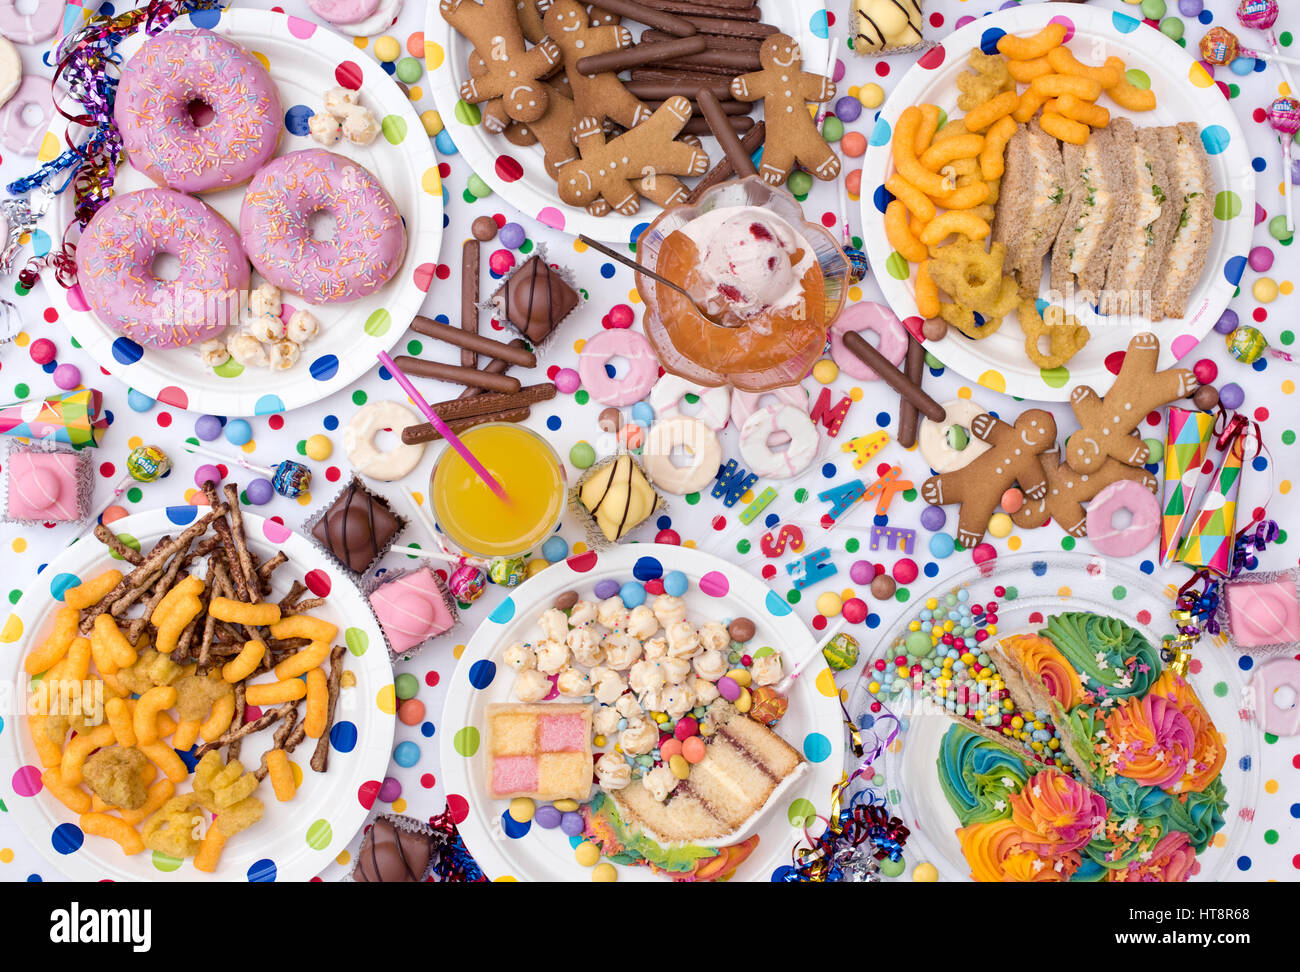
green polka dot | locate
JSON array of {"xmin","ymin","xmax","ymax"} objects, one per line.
[
  {"xmin": 935, "ymin": 109, "xmax": 947, "ymax": 130},
  {"xmin": 406, "ymin": 339, "xmax": 423, "ymax": 355},
  {"xmin": 364, "ymin": 309, "xmax": 391, "ymax": 336},
  {"xmin": 1111, "ymin": 585, "xmax": 1126, "ymax": 600},
  {"xmin": 13, "ymin": 282, "xmax": 28, "ymax": 297},
  {"xmin": 684, "ymin": 392, "xmax": 699, "ymax": 405},
  {"xmin": 685, "ymin": 492, "xmax": 700, "ymax": 505},
  {"xmin": 736, "ymin": 539, "xmax": 750, "ymax": 554},
  {"xmin": 1061, "ymin": 536, "xmax": 1075, "ymax": 551},
  {"xmin": 1283, "ymin": 430, "xmax": 1296, "ymax": 446},
  {"xmin": 69, "ymin": 337, "xmax": 81, "ymax": 349},
  {"xmin": 1265, "ymin": 829, "xmax": 1279, "ymax": 844},
  {"xmin": 574, "ymin": 390, "xmax": 589, "ymax": 405},
  {"xmin": 345, "ymin": 627, "xmax": 369, "ymax": 656},
  {"xmin": 107, "ymin": 533, "xmax": 141, "ymax": 561},
  {"xmin": 1004, "ymin": 586, "xmax": 1018, "ymax": 600},
  {"xmin": 306, "ymin": 819, "xmax": 332, "ymax": 850},
  {"xmin": 1264, "ymin": 732, "xmax": 1278, "ymax": 745},
  {"xmin": 787, "ymin": 797, "xmax": 816, "ymax": 827},
  {"xmin": 1213, "ymin": 681, "xmax": 1228, "ymax": 697},
  {"xmin": 885, "ymin": 252, "xmax": 910, "ymax": 281},
  {"xmin": 1124, "ymin": 68, "xmax": 1151, "ymax": 90},
  {"xmin": 352, "ymin": 390, "xmax": 368, "ymax": 406},
  {"xmin": 520, "ymin": 239, "xmax": 535, "ymax": 254},
  {"xmin": 752, "ymin": 646, "xmax": 775, "ymax": 660},
  {"xmin": 902, "ymin": 488, "xmax": 917, "ymax": 502},
  {"xmin": 453, "ymin": 726, "xmax": 481, "ymax": 757},
  {"xmin": 786, "ymin": 590, "xmax": 800, "ymax": 605},
  {"xmin": 381, "ymin": 115, "xmax": 407, "ymax": 145},
  {"xmin": 151, "ymin": 851, "xmax": 183, "ymax": 872},
  {"xmin": 126, "ymin": 487, "xmax": 142, "ymax": 503},
  {"xmin": 895, "ymin": 588, "xmax": 910, "ymax": 603},
  {"xmin": 1280, "ymin": 30, "xmax": 1292, "ymax": 45},
  {"xmin": 1282, "ymin": 330, "xmax": 1295, "ymax": 346},
  {"xmin": 794, "ymin": 488, "xmax": 808, "ymax": 503},
  {"xmin": 846, "ymin": 538, "xmax": 859, "ymax": 553},
  {"xmin": 924, "ymin": 351, "xmax": 944, "ymax": 369},
  {"xmin": 1279, "ymin": 529, "xmax": 1288, "ymax": 544},
  {"xmin": 7, "ymin": 590, "xmax": 19, "ymax": 605},
  {"xmin": 13, "ymin": 383, "xmax": 28, "ymax": 399},
  {"xmin": 1040, "ymin": 366, "xmax": 1070, "ymax": 388},
  {"xmin": 1214, "ymin": 190, "xmax": 1242, "ymax": 220},
  {"xmin": 453, "ymin": 100, "xmax": 481, "ymax": 126},
  {"xmin": 296, "ymin": 440, "xmax": 308, "ymax": 456}
]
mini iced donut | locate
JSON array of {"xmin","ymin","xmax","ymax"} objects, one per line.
[
  {"xmin": 76, "ymin": 188, "xmax": 249, "ymax": 349},
  {"xmin": 649, "ymin": 374, "xmax": 730, "ymax": 428},
  {"xmin": 730, "ymin": 385, "xmax": 808, "ymax": 446},
  {"xmin": 344, "ymin": 400, "xmax": 426, "ymax": 481},
  {"xmin": 739, "ymin": 405, "xmax": 818, "ymax": 479},
  {"xmin": 918, "ymin": 399, "xmax": 992, "ymax": 473},
  {"xmin": 333, "ymin": 0, "xmax": 403, "ymax": 37},
  {"xmin": 0, "ymin": 75, "xmax": 50, "ymax": 155},
  {"xmin": 643, "ymin": 416, "xmax": 722, "ymax": 494},
  {"xmin": 115, "ymin": 30, "xmax": 282, "ymax": 194},
  {"xmin": 240, "ymin": 149, "xmax": 406, "ymax": 304},
  {"xmin": 829, "ymin": 301, "xmax": 908, "ymax": 381},
  {"xmin": 1085, "ymin": 480, "xmax": 1160, "ymax": 557},
  {"xmin": 577, "ymin": 329, "xmax": 660, "ymax": 406},
  {"xmin": 0, "ymin": 36, "xmax": 20, "ymax": 109},
  {"xmin": 0, "ymin": 0, "xmax": 60, "ymax": 44},
  {"xmin": 306, "ymin": 0, "xmax": 381, "ymax": 26}
]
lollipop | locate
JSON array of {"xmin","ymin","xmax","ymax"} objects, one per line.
[
  {"xmin": 1237, "ymin": 0, "xmax": 1299, "ymax": 94},
  {"xmin": 183, "ymin": 443, "xmax": 311, "ymax": 497},
  {"xmin": 87, "ymin": 444, "xmax": 171, "ymax": 523},
  {"xmin": 1199, "ymin": 25, "xmax": 1300, "ymax": 67},
  {"xmin": 1227, "ymin": 324, "xmax": 1294, "ymax": 364},
  {"xmin": 1267, "ymin": 96, "xmax": 1300, "ymax": 231}
]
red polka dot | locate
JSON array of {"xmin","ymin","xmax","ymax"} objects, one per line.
[
  {"xmin": 421, "ymin": 773, "xmax": 436, "ymax": 788},
  {"xmin": 426, "ymin": 670, "xmax": 440, "ymax": 687},
  {"xmin": 711, "ymin": 515, "xmax": 727, "ymax": 531},
  {"xmin": 42, "ymin": 307, "xmax": 57, "ymax": 322},
  {"xmin": 1137, "ymin": 609, "xmax": 1151, "ymax": 624},
  {"xmin": 268, "ymin": 414, "xmax": 285, "ymax": 430},
  {"xmin": 438, "ymin": 162, "xmax": 452, "ymax": 178},
  {"xmin": 928, "ymin": 11, "xmax": 943, "ymax": 26},
  {"xmin": 825, "ymin": 10, "xmax": 835, "ymax": 26},
  {"xmin": 413, "ymin": 263, "xmax": 437, "ymax": 292},
  {"xmin": 1253, "ymin": 107, "xmax": 1267, "ymax": 123},
  {"xmin": 874, "ymin": 61, "xmax": 890, "ymax": 77},
  {"xmin": 546, "ymin": 365, "xmax": 560, "ymax": 380},
  {"xmin": 654, "ymin": 529, "xmax": 680, "ymax": 545},
  {"xmin": 1253, "ymin": 307, "xmax": 1267, "ymax": 322},
  {"xmin": 156, "ymin": 412, "xmax": 172, "ymax": 427},
  {"xmin": 495, "ymin": 155, "xmax": 524, "ymax": 182},
  {"xmin": 875, "ymin": 460, "xmax": 892, "ymax": 477},
  {"xmin": 243, "ymin": 705, "xmax": 263, "ymax": 723},
  {"xmin": 99, "ymin": 462, "xmax": 115, "ymax": 477},
  {"xmin": 335, "ymin": 60, "xmax": 364, "ymax": 90},
  {"xmin": 304, "ymin": 569, "xmax": 331, "ymax": 597},
  {"xmin": 435, "ymin": 264, "xmax": 452, "ymax": 280},
  {"xmin": 761, "ymin": 564, "xmax": 777, "ymax": 579},
  {"xmin": 357, "ymin": 779, "xmax": 382, "ymax": 810},
  {"xmin": 1105, "ymin": 350, "xmax": 1126, "ymax": 375},
  {"xmin": 1292, "ymin": 753, "xmax": 1300, "ymax": 769},
  {"xmin": 326, "ymin": 466, "xmax": 342, "ymax": 482},
  {"xmin": 821, "ymin": 212, "xmax": 836, "ymax": 228},
  {"xmin": 917, "ymin": 46, "xmax": 946, "ymax": 69},
  {"xmin": 566, "ymin": 550, "xmax": 598, "ymax": 572},
  {"xmin": 1147, "ymin": 410, "xmax": 1163, "ymax": 427},
  {"xmin": 1254, "ymin": 407, "xmax": 1270, "ymax": 421},
  {"xmin": 811, "ymin": 614, "xmax": 827, "ymax": 630},
  {"xmin": 1293, "ymin": 854, "xmax": 1300, "ymax": 869},
  {"xmin": 447, "ymin": 793, "xmax": 469, "ymax": 823}
]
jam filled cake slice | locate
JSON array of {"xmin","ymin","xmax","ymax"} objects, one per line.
[
  {"xmin": 486, "ymin": 703, "xmax": 594, "ymax": 803},
  {"xmin": 610, "ymin": 700, "xmax": 804, "ymax": 845}
]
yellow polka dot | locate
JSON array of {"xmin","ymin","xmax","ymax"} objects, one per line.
[
  {"xmin": 977, "ymin": 370, "xmax": 1006, "ymax": 394},
  {"xmin": 1057, "ymin": 585, "xmax": 1072, "ymax": 598},
  {"xmin": 376, "ymin": 683, "xmax": 396, "ymax": 714},
  {"xmin": 683, "ymin": 539, "xmax": 697, "ymax": 548},
  {"xmin": 1281, "ymin": 280, "xmax": 1294, "ymax": 295},
  {"xmin": 422, "ymin": 166, "xmax": 442, "ymax": 195},
  {"xmin": 847, "ymin": 285, "xmax": 862, "ymax": 302},
  {"xmin": 1281, "ymin": 480, "xmax": 1292, "ymax": 495},
  {"xmin": 494, "ymin": 875, "xmax": 519, "ymax": 882},
  {"xmin": 335, "ymin": 849, "xmax": 351, "ymax": 866},
  {"xmin": 127, "ymin": 435, "xmax": 143, "ymax": 450},
  {"xmin": 392, "ymin": 797, "xmax": 407, "ymax": 813},
  {"xmin": 11, "ymin": 537, "xmax": 27, "ymax": 553},
  {"xmin": 839, "ymin": 687, "xmax": 848, "ymax": 703},
  {"xmin": 241, "ymin": 440, "xmax": 256, "ymax": 453},
  {"xmin": 424, "ymin": 40, "xmax": 445, "ymax": 69},
  {"xmin": 628, "ymin": 289, "xmax": 641, "ymax": 304},
  {"xmin": 341, "ymin": 671, "xmax": 357, "ymax": 689},
  {"xmin": 840, "ymin": 587, "xmax": 855, "ymax": 600},
  {"xmin": 37, "ymin": 131, "xmax": 60, "ymax": 162},
  {"xmin": 453, "ymin": 643, "xmax": 466, "ymax": 659},
  {"xmin": 957, "ymin": 386, "xmax": 972, "ymax": 399},
  {"xmin": 572, "ymin": 541, "xmax": 587, "ymax": 554},
  {"xmin": 848, "ymin": 386, "xmax": 864, "ymax": 401},
  {"xmin": 0, "ymin": 848, "xmax": 12, "ymax": 863},
  {"xmin": 296, "ymin": 492, "xmax": 313, "ymax": 506},
  {"xmin": 1283, "ymin": 380, "xmax": 1296, "ymax": 395},
  {"xmin": 0, "ymin": 614, "xmax": 22, "ymax": 643},
  {"xmin": 408, "ymin": 85, "xmax": 423, "ymax": 101},
  {"xmin": 1212, "ymin": 832, "xmax": 1227, "ymax": 848},
  {"xmin": 1265, "ymin": 778, "xmax": 1279, "ymax": 794},
  {"xmin": 1007, "ymin": 535, "xmax": 1021, "ymax": 551},
  {"xmin": 574, "ymin": 239, "xmax": 588, "ymax": 253},
  {"xmin": 815, "ymin": 667, "xmax": 837, "ymax": 697},
  {"xmin": 251, "ymin": 51, "xmax": 269, "ymax": 71},
  {"xmin": 13, "ymin": 331, "xmax": 27, "ymax": 347},
  {"xmin": 289, "ymin": 760, "xmax": 303, "ymax": 787},
  {"xmin": 354, "ymin": 36, "xmax": 368, "ymax": 49},
  {"xmin": 572, "ymin": 339, "xmax": 586, "ymax": 354},
  {"xmin": 1188, "ymin": 61, "xmax": 1215, "ymax": 87}
]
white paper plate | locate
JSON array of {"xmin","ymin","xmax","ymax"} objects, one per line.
[
  {"xmin": 440, "ymin": 543, "xmax": 844, "ymax": 881},
  {"xmin": 859, "ymin": 5, "xmax": 1254, "ymax": 401},
  {"xmin": 0, "ymin": 507, "xmax": 395, "ymax": 882},
  {"xmin": 36, "ymin": 8, "xmax": 443, "ymax": 416},
  {"xmin": 425, "ymin": 2, "xmax": 832, "ymax": 242}
]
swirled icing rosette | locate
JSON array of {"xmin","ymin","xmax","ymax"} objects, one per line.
[
  {"xmin": 956, "ymin": 819, "xmax": 1080, "ymax": 882},
  {"xmin": 1149, "ymin": 670, "xmax": 1228, "ymax": 794},
  {"xmin": 1039, "ymin": 613, "xmax": 1161, "ymax": 704},
  {"xmin": 937, "ymin": 725, "xmax": 1032, "ymax": 826},
  {"xmin": 1009, "ymin": 769, "xmax": 1108, "ymax": 855},
  {"xmin": 993, "ymin": 633, "xmax": 1085, "ymax": 712},
  {"xmin": 1105, "ymin": 831, "xmax": 1199, "ymax": 883}
]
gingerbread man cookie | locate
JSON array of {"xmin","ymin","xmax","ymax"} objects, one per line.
[
  {"xmin": 556, "ymin": 96, "xmax": 709, "ymax": 215},
  {"xmin": 1063, "ymin": 332, "xmax": 1198, "ymax": 475},
  {"xmin": 1010, "ymin": 447, "xmax": 1158, "ymax": 537},
  {"xmin": 920, "ymin": 409, "xmax": 1057, "ymax": 548},
  {"xmin": 542, "ymin": 0, "xmax": 650, "ymax": 131},
  {"xmin": 442, "ymin": 0, "xmax": 561, "ymax": 124},
  {"xmin": 730, "ymin": 34, "xmax": 840, "ymax": 186},
  {"xmin": 486, "ymin": 72, "xmax": 579, "ymax": 176}
]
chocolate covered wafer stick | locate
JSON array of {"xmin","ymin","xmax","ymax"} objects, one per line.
[
  {"xmin": 697, "ymin": 87, "xmax": 759, "ymax": 177},
  {"xmin": 402, "ymin": 384, "xmax": 556, "ymax": 443},
  {"xmin": 411, "ymin": 316, "xmax": 537, "ymax": 367},
  {"xmin": 631, "ymin": 66, "xmax": 739, "ymax": 85},
  {"xmin": 93, "ymin": 523, "xmax": 143, "ymax": 565},
  {"xmin": 310, "ymin": 644, "xmax": 347, "ymax": 773},
  {"xmin": 587, "ymin": 0, "xmax": 697, "ymax": 34},
  {"xmin": 842, "ymin": 331, "xmax": 947, "ymax": 423},
  {"xmin": 687, "ymin": 120, "xmax": 765, "ymax": 202},
  {"xmin": 898, "ymin": 336, "xmax": 926, "ymax": 449},
  {"xmin": 461, "ymin": 239, "xmax": 480, "ymax": 369},
  {"xmin": 640, "ymin": 0, "xmax": 760, "ymax": 18},
  {"xmin": 392, "ymin": 356, "xmax": 522, "ymax": 393},
  {"xmin": 656, "ymin": 45, "xmax": 760, "ymax": 72},
  {"xmin": 404, "ymin": 407, "xmax": 532, "ymax": 445},
  {"xmin": 628, "ymin": 79, "xmax": 732, "ymax": 100},
  {"xmin": 679, "ymin": 15, "xmax": 778, "ymax": 38},
  {"xmin": 644, "ymin": 27, "xmax": 758, "ymax": 50},
  {"xmin": 576, "ymin": 34, "xmax": 707, "ymax": 74},
  {"xmin": 682, "ymin": 115, "xmax": 753, "ymax": 135},
  {"xmin": 458, "ymin": 338, "xmax": 529, "ymax": 400}
]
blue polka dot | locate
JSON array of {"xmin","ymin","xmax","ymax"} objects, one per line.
[
  {"xmin": 1112, "ymin": 11, "xmax": 1140, "ymax": 31},
  {"xmin": 190, "ymin": 5, "xmax": 220, "ymax": 27},
  {"xmin": 820, "ymin": 462, "xmax": 837, "ymax": 478},
  {"xmin": 247, "ymin": 859, "xmax": 277, "ymax": 882},
  {"xmin": 165, "ymin": 505, "xmax": 198, "ymax": 525},
  {"xmin": 803, "ymin": 732, "xmax": 831, "ymax": 762},
  {"xmin": 468, "ymin": 659, "xmax": 496, "ymax": 690},
  {"xmin": 866, "ymin": 614, "xmax": 880, "ymax": 628},
  {"xmin": 599, "ymin": 262, "xmax": 615, "ymax": 279},
  {"xmin": 631, "ymin": 222, "xmax": 650, "ymax": 246},
  {"xmin": 764, "ymin": 512, "xmax": 780, "ymax": 528},
  {"xmin": 502, "ymin": 810, "xmax": 531, "ymax": 838},
  {"xmin": 656, "ymin": 515, "xmax": 672, "ymax": 530},
  {"xmin": 111, "ymin": 337, "xmax": 144, "ymax": 365},
  {"xmin": 176, "ymin": 746, "xmax": 199, "ymax": 773},
  {"xmin": 859, "ymin": 713, "xmax": 875, "ymax": 730},
  {"xmin": 52, "ymin": 823, "xmax": 83, "ymax": 855},
  {"xmin": 434, "ymin": 129, "xmax": 457, "ymax": 155},
  {"xmin": 380, "ymin": 60, "xmax": 395, "ymax": 75},
  {"xmin": 49, "ymin": 573, "xmax": 80, "ymax": 601},
  {"xmin": 923, "ymin": 562, "xmax": 939, "ymax": 577},
  {"xmin": 323, "ymin": 414, "xmax": 339, "ymax": 431},
  {"xmin": 1236, "ymin": 855, "xmax": 1251, "ymax": 870},
  {"xmin": 765, "ymin": 589, "xmax": 793, "ymax": 616},
  {"xmin": 254, "ymin": 394, "xmax": 285, "ymax": 416},
  {"xmin": 421, "ymin": 721, "xmax": 436, "ymax": 737},
  {"xmin": 663, "ymin": 570, "xmax": 689, "ymax": 596},
  {"xmin": 633, "ymin": 556, "xmax": 663, "ymax": 580},
  {"xmin": 1224, "ymin": 255, "xmax": 1246, "ymax": 286},
  {"xmin": 30, "ymin": 228, "xmax": 50, "ymax": 258},
  {"xmin": 26, "ymin": 874, "xmax": 41, "ymax": 882},
  {"xmin": 979, "ymin": 27, "xmax": 1006, "ymax": 54},
  {"xmin": 1200, "ymin": 125, "xmax": 1230, "ymax": 155},
  {"xmin": 1238, "ymin": 655, "xmax": 1254, "ymax": 671},
  {"xmin": 1031, "ymin": 560, "xmax": 1048, "ymax": 576},
  {"xmin": 284, "ymin": 105, "xmax": 314, "ymax": 136},
  {"xmin": 1140, "ymin": 560, "xmax": 1154, "ymax": 574},
  {"xmin": 1252, "ymin": 156, "xmax": 1267, "ymax": 172},
  {"xmin": 809, "ymin": 7, "xmax": 828, "ymax": 37},
  {"xmin": 1252, "ymin": 455, "xmax": 1268, "ymax": 471},
  {"xmin": 1198, "ymin": 9, "xmax": 1212, "ymax": 23},
  {"xmin": 309, "ymin": 355, "xmax": 339, "ymax": 381},
  {"xmin": 1238, "ymin": 755, "xmax": 1252, "ymax": 772},
  {"xmin": 330, "ymin": 720, "xmax": 358, "ymax": 753},
  {"xmin": 604, "ymin": 363, "xmax": 616, "ymax": 378},
  {"xmin": 0, "ymin": 716, "xmax": 4, "ymax": 736},
  {"xmin": 489, "ymin": 597, "xmax": 516, "ymax": 623},
  {"xmin": 872, "ymin": 183, "xmax": 893, "ymax": 215},
  {"xmin": 127, "ymin": 388, "xmax": 155, "ymax": 412},
  {"xmin": 394, "ymin": 741, "xmax": 420, "ymax": 767},
  {"xmin": 546, "ymin": 414, "xmax": 561, "ymax": 431},
  {"xmin": 1291, "ymin": 803, "xmax": 1300, "ymax": 818},
  {"xmin": 1253, "ymin": 359, "xmax": 1268, "ymax": 372},
  {"xmin": 868, "ymin": 117, "xmax": 892, "ymax": 148}
]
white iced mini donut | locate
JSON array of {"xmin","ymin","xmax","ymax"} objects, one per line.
[
  {"xmin": 0, "ymin": 0, "xmax": 61, "ymax": 45},
  {"xmin": 730, "ymin": 385, "xmax": 809, "ymax": 447},
  {"xmin": 642, "ymin": 416, "xmax": 722, "ymax": 494},
  {"xmin": 649, "ymin": 374, "xmax": 730, "ymax": 429},
  {"xmin": 344, "ymin": 400, "xmax": 426, "ymax": 481},
  {"xmin": 918, "ymin": 399, "xmax": 992, "ymax": 474},
  {"xmin": 0, "ymin": 36, "xmax": 19, "ymax": 110},
  {"xmin": 739, "ymin": 405, "xmax": 818, "ymax": 479},
  {"xmin": 333, "ymin": 0, "xmax": 403, "ymax": 37}
]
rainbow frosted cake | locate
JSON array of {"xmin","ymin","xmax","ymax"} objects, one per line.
[{"xmin": 487, "ymin": 703, "xmax": 594, "ymax": 802}]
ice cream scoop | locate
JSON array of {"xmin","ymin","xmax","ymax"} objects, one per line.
[{"xmin": 685, "ymin": 208, "xmax": 811, "ymax": 324}]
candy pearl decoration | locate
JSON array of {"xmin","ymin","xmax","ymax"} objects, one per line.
[
  {"xmin": 246, "ymin": 477, "xmax": 274, "ymax": 505},
  {"xmin": 195, "ymin": 414, "xmax": 223, "ymax": 440},
  {"xmin": 1192, "ymin": 359, "xmax": 1218, "ymax": 384},
  {"xmin": 305, "ymin": 434, "xmax": 332, "ymax": 461},
  {"xmin": 913, "ymin": 861, "xmax": 939, "ymax": 882},
  {"xmin": 52, "ymin": 363, "xmax": 81, "ymax": 390},
  {"xmin": 816, "ymin": 591, "xmax": 843, "ymax": 616},
  {"xmin": 717, "ymin": 676, "xmax": 741, "ymax": 701},
  {"xmin": 842, "ymin": 597, "xmax": 868, "ymax": 624},
  {"xmin": 919, "ymin": 505, "xmax": 946, "ymax": 530},
  {"xmin": 541, "ymin": 535, "xmax": 568, "ymax": 562},
  {"xmin": 127, "ymin": 389, "xmax": 156, "ymax": 412},
  {"xmin": 569, "ymin": 441, "xmax": 595, "ymax": 468},
  {"xmin": 1214, "ymin": 309, "xmax": 1239, "ymax": 335},
  {"xmin": 194, "ymin": 464, "xmax": 222, "ymax": 487},
  {"xmin": 1219, "ymin": 382, "xmax": 1245, "ymax": 410},
  {"xmin": 28, "ymin": 338, "xmax": 56, "ymax": 364},
  {"xmin": 850, "ymin": 559, "xmax": 873, "ymax": 584},
  {"xmin": 1177, "ymin": 0, "xmax": 1202, "ymax": 14},
  {"xmin": 224, "ymin": 418, "xmax": 253, "ymax": 446},
  {"xmin": 500, "ymin": 222, "xmax": 525, "ymax": 249},
  {"xmin": 554, "ymin": 367, "xmax": 580, "ymax": 393},
  {"xmin": 1248, "ymin": 246, "xmax": 1274, "ymax": 272}
]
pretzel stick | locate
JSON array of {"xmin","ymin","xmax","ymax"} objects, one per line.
[
  {"xmin": 256, "ymin": 551, "xmax": 288, "ymax": 594},
  {"xmin": 224, "ymin": 484, "xmax": 259, "ymax": 605},
  {"xmin": 128, "ymin": 545, "xmax": 191, "ymax": 643},
  {"xmin": 278, "ymin": 581, "xmax": 306, "ymax": 614},
  {"xmin": 290, "ymin": 597, "xmax": 327, "ymax": 613},
  {"xmin": 254, "ymin": 704, "xmax": 301, "ymax": 781},
  {"xmin": 203, "ymin": 481, "xmax": 251, "ymax": 603},
  {"xmin": 227, "ymin": 682, "xmax": 246, "ymax": 761},
  {"xmin": 93, "ymin": 523, "xmax": 144, "ymax": 565},
  {"xmin": 172, "ymin": 610, "xmax": 201, "ymax": 663},
  {"xmin": 196, "ymin": 701, "xmax": 294, "ymax": 756},
  {"xmin": 197, "ymin": 560, "xmax": 223, "ymax": 672},
  {"xmin": 310, "ymin": 644, "xmax": 346, "ymax": 773},
  {"xmin": 109, "ymin": 565, "xmax": 163, "ymax": 618}
]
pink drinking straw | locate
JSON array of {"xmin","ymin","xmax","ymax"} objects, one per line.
[{"xmin": 376, "ymin": 351, "xmax": 511, "ymax": 502}]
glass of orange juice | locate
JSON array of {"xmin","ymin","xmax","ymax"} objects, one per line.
[{"xmin": 429, "ymin": 423, "xmax": 565, "ymax": 558}]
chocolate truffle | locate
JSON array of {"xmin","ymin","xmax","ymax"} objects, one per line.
[
  {"xmin": 311, "ymin": 477, "xmax": 403, "ymax": 574},
  {"xmin": 352, "ymin": 816, "xmax": 437, "ymax": 882},
  {"xmin": 492, "ymin": 255, "xmax": 579, "ymax": 343}
]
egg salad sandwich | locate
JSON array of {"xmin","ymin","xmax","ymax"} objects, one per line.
[
  {"xmin": 1048, "ymin": 124, "xmax": 1126, "ymax": 305},
  {"xmin": 1150, "ymin": 122, "xmax": 1215, "ymax": 321},
  {"xmin": 992, "ymin": 120, "xmax": 1068, "ymax": 298}
]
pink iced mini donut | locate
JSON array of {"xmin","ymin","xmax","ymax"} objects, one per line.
[
  {"xmin": 0, "ymin": 75, "xmax": 51, "ymax": 155},
  {"xmin": 739, "ymin": 404, "xmax": 818, "ymax": 479},
  {"xmin": 115, "ymin": 30, "xmax": 282, "ymax": 194},
  {"xmin": 577, "ymin": 328, "xmax": 660, "ymax": 406},
  {"xmin": 240, "ymin": 149, "xmax": 406, "ymax": 304},
  {"xmin": 649, "ymin": 374, "xmax": 730, "ymax": 428},
  {"xmin": 1084, "ymin": 480, "xmax": 1160, "ymax": 557},
  {"xmin": 0, "ymin": 0, "xmax": 61, "ymax": 44},
  {"xmin": 730, "ymin": 385, "xmax": 809, "ymax": 445},
  {"xmin": 306, "ymin": 0, "xmax": 382, "ymax": 26},
  {"xmin": 829, "ymin": 301, "xmax": 908, "ymax": 381},
  {"xmin": 76, "ymin": 188, "xmax": 250, "ymax": 349}
]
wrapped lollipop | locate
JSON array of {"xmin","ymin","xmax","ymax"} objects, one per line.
[
  {"xmin": 1199, "ymin": 26, "xmax": 1300, "ymax": 68},
  {"xmin": 1227, "ymin": 324, "xmax": 1295, "ymax": 364},
  {"xmin": 182, "ymin": 443, "xmax": 311, "ymax": 497},
  {"xmin": 1237, "ymin": 0, "xmax": 1299, "ymax": 93},
  {"xmin": 87, "ymin": 444, "xmax": 171, "ymax": 524},
  {"xmin": 1268, "ymin": 96, "xmax": 1300, "ymax": 231}
]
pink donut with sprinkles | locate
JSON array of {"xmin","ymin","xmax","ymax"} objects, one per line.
[
  {"xmin": 115, "ymin": 29, "xmax": 282, "ymax": 194},
  {"xmin": 76, "ymin": 188, "xmax": 250, "ymax": 349},
  {"xmin": 240, "ymin": 149, "xmax": 406, "ymax": 304}
]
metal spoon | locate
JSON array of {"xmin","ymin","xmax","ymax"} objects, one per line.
[{"xmin": 578, "ymin": 234, "xmax": 718, "ymax": 323}]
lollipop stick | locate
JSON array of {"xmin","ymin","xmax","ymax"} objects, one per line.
[
  {"xmin": 400, "ymin": 485, "xmax": 441, "ymax": 541},
  {"xmin": 774, "ymin": 618, "xmax": 847, "ymax": 695},
  {"xmin": 377, "ymin": 351, "xmax": 510, "ymax": 503},
  {"xmin": 388, "ymin": 544, "xmax": 463, "ymax": 564},
  {"xmin": 86, "ymin": 474, "xmax": 135, "ymax": 526},
  {"xmin": 1285, "ymin": 140, "xmax": 1296, "ymax": 232},
  {"xmin": 183, "ymin": 442, "xmax": 276, "ymax": 477}
]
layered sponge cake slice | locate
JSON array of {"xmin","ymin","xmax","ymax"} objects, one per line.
[
  {"xmin": 610, "ymin": 700, "xmax": 803, "ymax": 845},
  {"xmin": 487, "ymin": 703, "xmax": 594, "ymax": 802}
]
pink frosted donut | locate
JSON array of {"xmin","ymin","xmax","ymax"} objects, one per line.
[
  {"xmin": 0, "ymin": 0, "xmax": 61, "ymax": 44},
  {"xmin": 830, "ymin": 301, "xmax": 908, "ymax": 381},
  {"xmin": 115, "ymin": 29, "xmax": 282, "ymax": 194},
  {"xmin": 240, "ymin": 149, "xmax": 406, "ymax": 304},
  {"xmin": 306, "ymin": 0, "xmax": 382, "ymax": 26},
  {"xmin": 730, "ymin": 385, "xmax": 809, "ymax": 427},
  {"xmin": 76, "ymin": 188, "xmax": 249, "ymax": 349},
  {"xmin": 0, "ymin": 75, "xmax": 52, "ymax": 156},
  {"xmin": 1085, "ymin": 480, "xmax": 1160, "ymax": 557},
  {"xmin": 577, "ymin": 329, "xmax": 660, "ymax": 406}
]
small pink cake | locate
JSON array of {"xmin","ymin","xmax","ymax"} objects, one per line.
[
  {"xmin": 486, "ymin": 703, "xmax": 593, "ymax": 802},
  {"xmin": 5, "ymin": 448, "xmax": 88, "ymax": 523},
  {"xmin": 368, "ymin": 567, "xmax": 456, "ymax": 659},
  {"xmin": 1225, "ymin": 577, "xmax": 1300, "ymax": 648}
]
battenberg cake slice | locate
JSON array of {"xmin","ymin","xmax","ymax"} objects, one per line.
[{"xmin": 486, "ymin": 702, "xmax": 594, "ymax": 802}]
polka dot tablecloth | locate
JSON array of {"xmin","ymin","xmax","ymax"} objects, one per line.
[{"xmin": 0, "ymin": 0, "xmax": 1296, "ymax": 882}]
